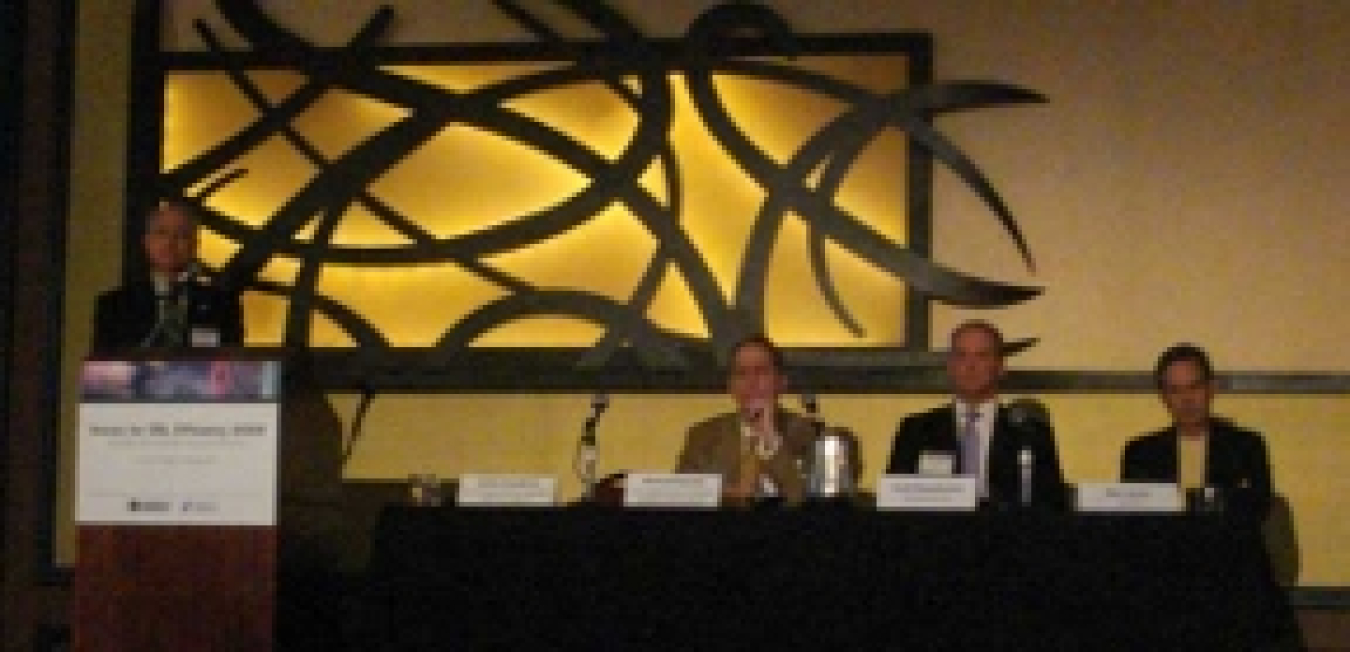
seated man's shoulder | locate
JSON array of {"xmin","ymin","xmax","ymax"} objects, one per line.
[
  {"xmin": 687, "ymin": 411, "xmax": 738, "ymax": 433},
  {"xmin": 897, "ymin": 404, "xmax": 949, "ymax": 428},
  {"xmin": 1211, "ymin": 417, "xmax": 1265, "ymax": 441},
  {"xmin": 1125, "ymin": 429, "xmax": 1168, "ymax": 448}
]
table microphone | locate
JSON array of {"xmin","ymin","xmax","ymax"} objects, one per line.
[
  {"xmin": 584, "ymin": 392, "xmax": 609, "ymax": 434},
  {"xmin": 577, "ymin": 393, "xmax": 609, "ymax": 497},
  {"xmin": 1006, "ymin": 398, "xmax": 1048, "ymax": 507},
  {"xmin": 1006, "ymin": 398, "xmax": 1049, "ymax": 431},
  {"xmin": 800, "ymin": 391, "xmax": 819, "ymax": 417}
]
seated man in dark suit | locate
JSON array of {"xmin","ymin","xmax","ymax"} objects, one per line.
[
  {"xmin": 1121, "ymin": 344, "xmax": 1272, "ymax": 522},
  {"xmin": 676, "ymin": 334, "xmax": 827, "ymax": 506},
  {"xmin": 885, "ymin": 320, "xmax": 1067, "ymax": 509},
  {"xmin": 92, "ymin": 201, "xmax": 243, "ymax": 350}
]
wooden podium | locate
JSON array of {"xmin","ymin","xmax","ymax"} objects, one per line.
[
  {"xmin": 71, "ymin": 352, "xmax": 284, "ymax": 651},
  {"xmin": 72, "ymin": 526, "xmax": 276, "ymax": 650}
]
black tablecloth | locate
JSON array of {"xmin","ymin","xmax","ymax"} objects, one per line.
[{"xmin": 357, "ymin": 507, "xmax": 1298, "ymax": 650}]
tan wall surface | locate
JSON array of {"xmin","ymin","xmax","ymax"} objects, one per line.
[{"xmin": 61, "ymin": 1, "xmax": 1350, "ymax": 583}]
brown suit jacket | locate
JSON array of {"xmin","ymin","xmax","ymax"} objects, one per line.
[{"xmin": 675, "ymin": 409, "xmax": 819, "ymax": 505}]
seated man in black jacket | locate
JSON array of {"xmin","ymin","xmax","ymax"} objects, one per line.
[
  {"xmin": 1121, "ymin": 343, "xmax": 1272, "ymax": 522},
  {"xmin": 886, "ymin": 320, "xmax": 1067, "ymax": 509},
  {"xmin": 92, "ymin": 201, "xmax": 242, "ymax": 350}
]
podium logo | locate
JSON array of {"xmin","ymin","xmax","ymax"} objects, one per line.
[{"xmin": 127, "ymin": 499, "xmax": 171, "ymax": 513}]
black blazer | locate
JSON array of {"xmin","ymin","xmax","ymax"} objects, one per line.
[
  {"xmin": 1120, "ymin": 418, "xmax": 1271, "ymax": 521},
  {"xmin": 886, "ymin": 403, "xmax": 1068, "ymax": 509},
  {"xmin": 92, "ymin": 279, "xmax": 244, "ymax": 351}
]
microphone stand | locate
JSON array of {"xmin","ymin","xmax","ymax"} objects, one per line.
[
  {"xmin": 801, "ymin": 391, "xmax": 821, "ymax": 432},
  {"xmin": 576, "ymin": 393, "xmax": 608, "ymax": 501},
  {"xmin": 799, "ymin": 391, "xmax": 822, "ymax": 499},
  {"xmin": 1006, "ymin": 398, "xmax": 1049, "ymax": 509}
]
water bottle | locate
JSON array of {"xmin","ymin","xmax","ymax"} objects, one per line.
[{"xmin": 807, "ymin": 429, "xmax": 856, "ymax": 500}]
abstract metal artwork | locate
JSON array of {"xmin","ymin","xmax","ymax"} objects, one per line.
[{"xmin": 134, "ymin": 0, "xmax": 1044, "ymax": 389}]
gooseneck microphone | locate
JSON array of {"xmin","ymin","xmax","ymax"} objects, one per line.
[
  {"xmin": 576, "ymin": 392, "xmax": 609, "ymax": 498},
  {"xmin": 141, "ymin": 262, "xmax": 204, "ymax": 348},
  {"xmin": 1005, "ymin": 398, "xmax": 1050, "ymax": 431},
  {"xmin": 799, "ymin": 391, "xmax": 826, "ymax": 448},
  {"xmin": 799, "ymin": 391, "xmax": 819, "ymax": 418}
]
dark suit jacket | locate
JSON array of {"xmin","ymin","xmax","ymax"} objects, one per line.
[
  {"xmin": 93, "ymin": 279, "xmax": 243, "ymax": 351},
  {"xmin": 1120, "ymin": 418, "xmax": 1271, "ymax": 522},
  {"xmin": 886, "ymin": 403, "xmax": 1067, "ymax": 509}
]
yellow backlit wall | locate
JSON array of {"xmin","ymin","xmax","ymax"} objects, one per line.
[
  {"xmin": 62, "ymin": 1, "xmax": 1350, "ymax": 584},
  {"xmin": 166, "ymin": 62, "xmax": 913, "ymax": 348}
]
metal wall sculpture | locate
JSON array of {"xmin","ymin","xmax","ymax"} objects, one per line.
[{"xmin": 132, "ymin": 0, "xmax": 1045, "ymax": 390}]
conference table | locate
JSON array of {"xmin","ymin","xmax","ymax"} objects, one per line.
[{"xmin": 356, "ymin": 505, "xmax": 1297, "ymax": 649}]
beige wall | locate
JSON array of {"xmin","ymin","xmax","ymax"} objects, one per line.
[{"xmin": 63, "ymin": 1, "xmax": 1350, "ymax": 583}]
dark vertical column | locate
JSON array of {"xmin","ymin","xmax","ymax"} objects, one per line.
[
  {"xmin": 2, "ymin": 0, "xmax": 77, "ymax": 648},
  {"xmin": 0, "ymin": 0, "xmax": 22, "ymax": 564}
]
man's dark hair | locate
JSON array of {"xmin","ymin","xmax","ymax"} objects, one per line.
[
  {"xmin": 949, "ymin": 320, "xmax": 1005, "ymax": 355},
  {"xmin": 1153, "ymin": 343, "xmax": 1214, "ymax": 389},
  {"xmin": 728, "ymin": 333, "xmax": 785, "ymax": 371},
  {"xmin": 143, "ymin": 200, "xmax": 200, "ymax": 233}
]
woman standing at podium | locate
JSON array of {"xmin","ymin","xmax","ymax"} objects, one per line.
[{"xmin": 92, "ymin": 200, "xmax": 243, "ymax": 350}]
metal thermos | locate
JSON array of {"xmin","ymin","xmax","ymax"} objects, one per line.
[{"xmin": 807, "ymin": 429, "xmax": 855, "ymax": 498}]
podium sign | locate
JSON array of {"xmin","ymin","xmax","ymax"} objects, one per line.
[
  {"xmin": 78, "ymin": 358, "xmax": 281, "ymax": 525},
  {"xmin": 73, "ymin": 353, "xmax": 283, "ymax": 652}
]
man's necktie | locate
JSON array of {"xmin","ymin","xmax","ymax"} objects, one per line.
[{"xmin": 961, "ymin": 408, "xmax": 982, "ymax": 478}]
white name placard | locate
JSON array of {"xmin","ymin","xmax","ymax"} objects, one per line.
[
  {"xmin": 457, "ymin": 474, "xmax": 557, "ymax": 507},
  {"xmin": 623, "ymin": 473, "xmax": 722, "ymax": 508},
  {"xmin": 876, "ymin": 475, "xmax": 979, "ymax": 511},
  {"xmin": 1075, "ymin": 482, "xmax": 1183, "ymax": 512}
]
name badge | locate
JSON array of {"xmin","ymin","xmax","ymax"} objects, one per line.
[
  {"xmin": 624, "ymin": 473, "xmax": 721, "ymax": 508},
  {"xmin": 876, "ymin": 475, "xmax": 978, "ymax": 511},
  {"xmin": 1075, "ymin": 482, "xmax": 1182, "ymax": 512},
  {"xmin": 457, "ymin": 474, "xmax": 556, "ymax": 507},
  {"xmin": 916, "ymin": 451, "xmax": 955, "ymax": 475},
  {"xmin": 189, "ymin": 326, "xmax": 220, "ymax": 348}
]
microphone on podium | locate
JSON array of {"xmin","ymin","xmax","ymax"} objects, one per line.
[{"xmin": 142, "ymin": 265, "xmax": 197, "ymax": 348}]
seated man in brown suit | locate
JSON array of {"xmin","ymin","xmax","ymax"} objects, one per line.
[{"xmin": 675, "ymin": 334, "xmax": 820, "ymax": 506}]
